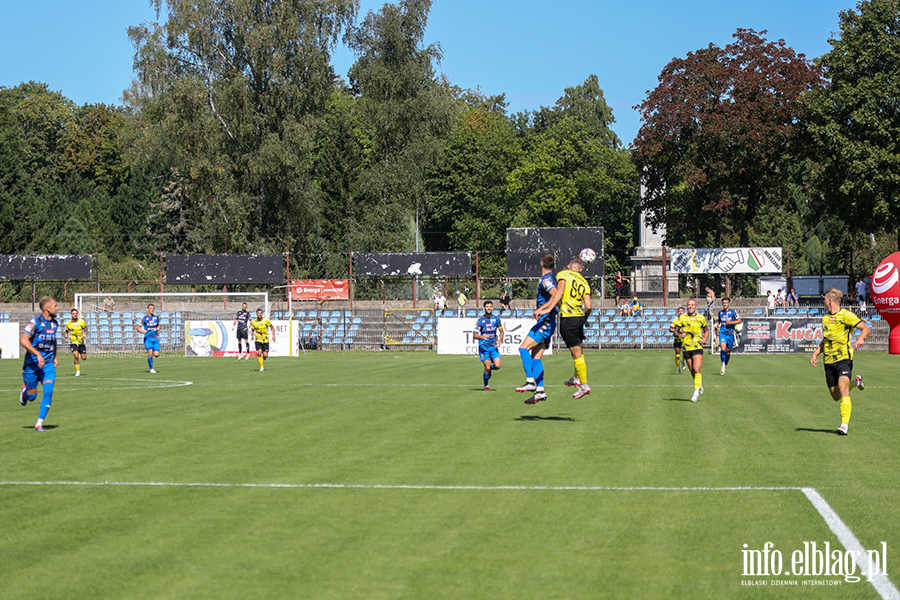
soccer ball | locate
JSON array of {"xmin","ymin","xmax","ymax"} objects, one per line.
[{"xmin": 579, "ymin": 248, "xmax": 597, "ymax": 265}]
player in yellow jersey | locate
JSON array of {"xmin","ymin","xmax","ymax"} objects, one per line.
[
  {"xmin": 534, "ymin": 256, "xmax": 593, "ymax": 398},
  {"xmin": 810, "ymin": 288, "xmax": 869, "ymax": 435},
  {"xmin": 250, "ymin": 308, "xmax": 276, "ymax": 371},
  {"xmin": 64, "ymin": 308, "xmax": 88, "ymax": 377},
  {"xmin": 676, "ymin": 299, "xmax": 708, "ymax": 402},
  {"xmin": 668, "ymin": 306, "xmax": 686, "ymax": 374}
]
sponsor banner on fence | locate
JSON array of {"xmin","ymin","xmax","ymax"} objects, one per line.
[
  {"xmin": 436, "ymin": 318, "xmax": 553, "ymax": 356},
  {"xmin": 670, "ymin": 247, "xmax": 782, "ymax": 274},
  {"xmin": 734, "ymin": 318, "xmax": 822, "ymax": 354},
  {"xmin": 290, "ymin": 280, "xmax": 349, "ymax": 301},
  {"xmin": 0, "ymin": 323, "xmax": 20, "ymax": 358},
  {"xmin": 185, "ymin": 320, "xmax": 298, "ymax": 357}
]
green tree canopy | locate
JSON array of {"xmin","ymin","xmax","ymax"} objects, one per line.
[
  {"xmin": 128, "ymin": 0, "xmax": 358, "ymax": 253},
  {"xmin": 805, "ymin": 0, "xmax": 900, "ymax": 244},
  {"xmin": 345, "ymin": 0, "xmax": 458, "ymax": 252}
]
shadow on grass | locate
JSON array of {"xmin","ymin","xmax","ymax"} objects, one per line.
[
  {"xmin": 796, "ymin": 427, "xmax": 843, "ymax": 435},
  {"xmin": 515, "ymin": 415, "xmax": 577, "ymax": 422},
  {"xmin": 663, "ymin": 397, "xmax": 695, "ymax": 402},
  {"xmin": 22, "ymin": 424, "xmax": 58, "ymax": 430}
]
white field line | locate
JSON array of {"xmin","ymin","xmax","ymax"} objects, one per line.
[
  {"xmin": 802, "ymin": 488, "xmax": 900, "ymax": 600},
  {"xmin": 1, "ymin": 377, "xmax": 193, "ymax": 392},
  {"xmin": 1, "ymin": 481, "xmax": 894, "ymax": 597}
]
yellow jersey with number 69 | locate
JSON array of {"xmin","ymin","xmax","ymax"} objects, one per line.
[
  {"xmin": 556, "ymin": 269, "xmax": 591, "ymax": 318},
  {"xmin": 676, "ymin": 313, "xmax": 707, "ymax": 351},
  {"xmin": 821, "ymin": 309, "xmax": 861, "ymax": 364},
  {"xmin": 251, "ymin": 318, "xmax": 273, "ymax": 343}
]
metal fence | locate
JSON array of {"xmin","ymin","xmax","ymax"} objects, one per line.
[{"xmin": 1, "ymin": 300, "xmax": 889, "ymax": 356}]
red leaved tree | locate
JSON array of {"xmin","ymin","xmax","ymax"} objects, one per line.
[{"xmin": 632, "ymin": 29, "xmax": 823, "ymax": 247}]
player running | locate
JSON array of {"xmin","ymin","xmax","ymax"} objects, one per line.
[
  {"xmin": 138, "ymin": 303, "xmax": 161, "ymax": 373},
  {"xmin": 64, "ymin": 308, "xmax": 88, "ymax": 377},
  {"xmin": 676, "ymin": 299, "xmax": 708, "ymax": 402},
  {"xmin": 717, "ymin": 297, "xmax": 742, "ymax": 375},
  {"xmin": 473, "ymin": 300, "xmax": 503, "ymax": 391},
  {"xmin": 233, "ymin": 302, "xmax": 251, "ymax": 359},
  {"xmin": 534, "ymin": 256, "xmax": 592, "ymax": 399},
  {"xmin": 251, "ymin": 308, "xmax": 276, "ymax": 371},
  {"xmin": 810, "ymin": 287, "xmax": 869, "ymax": 435},
  {"xmin": 668, "ymin": 306, "xmax": 686, "ymax": 374},
  {"xmin": 516, "ymin": 253, "xmax": 558, "ymax": 405},
  {"xmin": 19, "ymin": 297, "xmax": 60, "ymax": 431}
]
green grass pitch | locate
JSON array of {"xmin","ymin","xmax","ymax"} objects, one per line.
[{"xmin": 1, "ymin": 350, "xmax": 898, "ymax": 599}]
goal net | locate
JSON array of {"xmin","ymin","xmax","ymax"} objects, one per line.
[{"xmin": 73, "ymin": 292, "xmax": 269, "ymax": 356}]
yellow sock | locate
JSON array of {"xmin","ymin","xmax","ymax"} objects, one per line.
[
  {"xmin": 694, "ymin": 373, "xmax": 702, "ymax": 390},
  {"xmin": 258, "ymin": 356, "xmax": 264, "ymax": 369},
  {"xmin": 574, "ymin": 357, "xmax": 587, "ymax": 385},
  {"xmin": 75, "ymin": 365, "xmax": 80, "ymax": 372},
  {"xmin": 840, "ymin": 397, "xmax": 851, "ymax": 425},
  {"xmin": 675, "ymin": 354, "xmax": 681, "ymax": 368}
]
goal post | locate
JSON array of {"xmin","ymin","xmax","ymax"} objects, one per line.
[{"xmin": 73, "ymin": 292, "xmax": 269, "ymax": 356}]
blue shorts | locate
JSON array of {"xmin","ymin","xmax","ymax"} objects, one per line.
[
  {"xmin": 527, "ymin": 317, "xmax": 557, "ymax": 347},
  {"xmin": 719, "ymin": 332, "xmax": 735, "ymax": 350},
  {"xmin": 144, "ymin": 336, "xmax": 161, "ymax": 352},
  {"xmin": 479, "ymin": 347, "xmax": 501, "ymax": 362},
  {"xmin": 23, "ymin": 361, "xmax": 56, "ymax": 389}
]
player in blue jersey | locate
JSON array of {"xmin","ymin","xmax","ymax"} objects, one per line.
[
  {"xmin": 138, "ymin": 303, "xmax": 162, "ymax": 373},
  {"xmin": 717, "ymin": 297, "xmax": 742, "ymax": 375},
  {"xmin": 19, "ymin": 297, "xmax": 60, "ymax": 431},
  {"xmin": 516, "ymin": 253, "xmax": 558, "ymax": 404},
  {"xmin": 474, "ymin": 300, "xmax": 503, "ymax": 391}
]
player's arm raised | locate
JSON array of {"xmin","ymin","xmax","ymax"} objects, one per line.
[{"xmin": 533, "ymin": 279, "xmax": 566, "ymax": 319}]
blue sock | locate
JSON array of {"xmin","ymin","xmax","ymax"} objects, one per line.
[
  {"xmin": 519, "ymin": 348, "xmax": 534, "ymax": 380},
  {"xmin": 148, "ymin": 356, "xmax": 154, "ymax": 369},
  {"xmin": 484, "ymin": 373, "xmax": 490, "ymax": 387},
  {"xmin": 720, "ymin": 350, "xmax": 727, "ymax": 364},
  {"xmin": 534, "ymin": 359, "xmax": 544, "ymax": 388},
  {"xmin": 25, "ymin": 391, "xmax": 37, "ymax": 402},
  {"xmin": 725, "ymin": 353, "xmax": 731, "ymax": 366},
  {"xmin": 39, "ymin": 381, "xmax": 54, "ymax": 420}
]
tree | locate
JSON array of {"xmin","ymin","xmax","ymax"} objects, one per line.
[
  {"xmin": 128, "ymin": 0, "xmax": 357, "ymax": 253},
  {"xmin": 805, "ymin": 0, "xmax": 900, "ymax": 246},
  {"xmin": 632, "ymin": 29, "xmax": 823, "ymax": 247},
  {"xmin": 345, "ymin": 0, "xmax": 458, "ymax": 252},
  {"xmin": 425, "ymin": 92, "xmax": 520, "ymax": 275}
]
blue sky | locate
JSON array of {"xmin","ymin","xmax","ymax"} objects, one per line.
[{"xmin": 1, "ymin": 0, "xmax": 854, "ymax": 146}]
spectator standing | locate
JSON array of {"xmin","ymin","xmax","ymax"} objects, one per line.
[
  {"xmin": 456, "ymin": 290, "xmax": 468, "ymax": 317},
  {"xmin": 855, "ymin": 278, "xmax": 867, "ymax": 304}
]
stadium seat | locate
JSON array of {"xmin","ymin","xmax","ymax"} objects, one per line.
[
  {"xmin": 466, "ymin": 310, "xmax": 477, "ymax": 317},
  {"xmin": 605, "ymin": 310, "xmax": 615, "ymax": 316},
  {"xmin": 420, "ymin": 310, "xmax": 430, "ymax": 317},
  {"xmin": 753, "ymin": 309, "xmax": 763, "ymax": 315}
]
